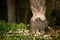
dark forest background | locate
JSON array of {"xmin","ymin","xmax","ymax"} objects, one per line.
[{"xmin": 0, "ymin": 0, "xmax": 60, "ymax": 26}]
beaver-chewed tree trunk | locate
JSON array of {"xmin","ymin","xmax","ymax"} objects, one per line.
[{"xmin": 29, "ymin": 0, "xmax": 48, "ymax": 32}]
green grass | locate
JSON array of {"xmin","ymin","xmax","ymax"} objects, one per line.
[{"xmin": 0, "ymin": 22, "xmax": 60, "ymax": 40}]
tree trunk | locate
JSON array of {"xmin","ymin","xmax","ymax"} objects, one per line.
[
  {"xmin": 29, "ymin": 0, "xmax": 48, "ymax": 32},
  {"xmin": 7, "ymin": 0, "xmax": 16, "ymax": 23},
  {"xmin": 46, "ymin": 0, "xmax": 55, "ymax": 25},
  {"xmin": 24, "ymin": 9, "xmax": 29, "ymax": 24}
]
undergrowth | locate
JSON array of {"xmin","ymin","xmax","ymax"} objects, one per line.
[{"xmin": 0, "ymin": 22, "xmax": 60, "ymax": 40}]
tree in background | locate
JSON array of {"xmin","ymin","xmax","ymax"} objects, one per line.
[
  {"xmin": 7, "ymin": 0, "xmax": 16, "ymax": 23},
  {"xmin": 46, "ymin": 0, "xmax": 55, "ymax": 26}
]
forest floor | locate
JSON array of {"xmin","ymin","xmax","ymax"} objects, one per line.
[
  {"xmin": 0, "ymin": 22, "xmax": 60, "ymax": 40},
  {"xmin": 2, "ymin": 27, "xmax": 60, "ymax": 40}
]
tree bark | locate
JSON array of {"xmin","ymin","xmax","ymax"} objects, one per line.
[
  {"xmin": 46, "ymin": 0, "xmax": 55, "ymax": 25},
  {"xmin": 7, "ymin": 0, "xmax": 16, "ymax": 23},
  {"xmin": 29, "ymin": 0, "xmax": 48, "ymax": 32},
  {"xmin": 24, "ymin": 9, "xmax": 29, "ymax": 24}
]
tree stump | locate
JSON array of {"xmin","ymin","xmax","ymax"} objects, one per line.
[{"xmin": 29, "ymin": 0, "xmax": 48, "ymax": 32}]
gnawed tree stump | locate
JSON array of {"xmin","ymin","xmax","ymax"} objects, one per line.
[{"xmin": 29, "ymin": 0, "xmax": 48, "ymax": 32}]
